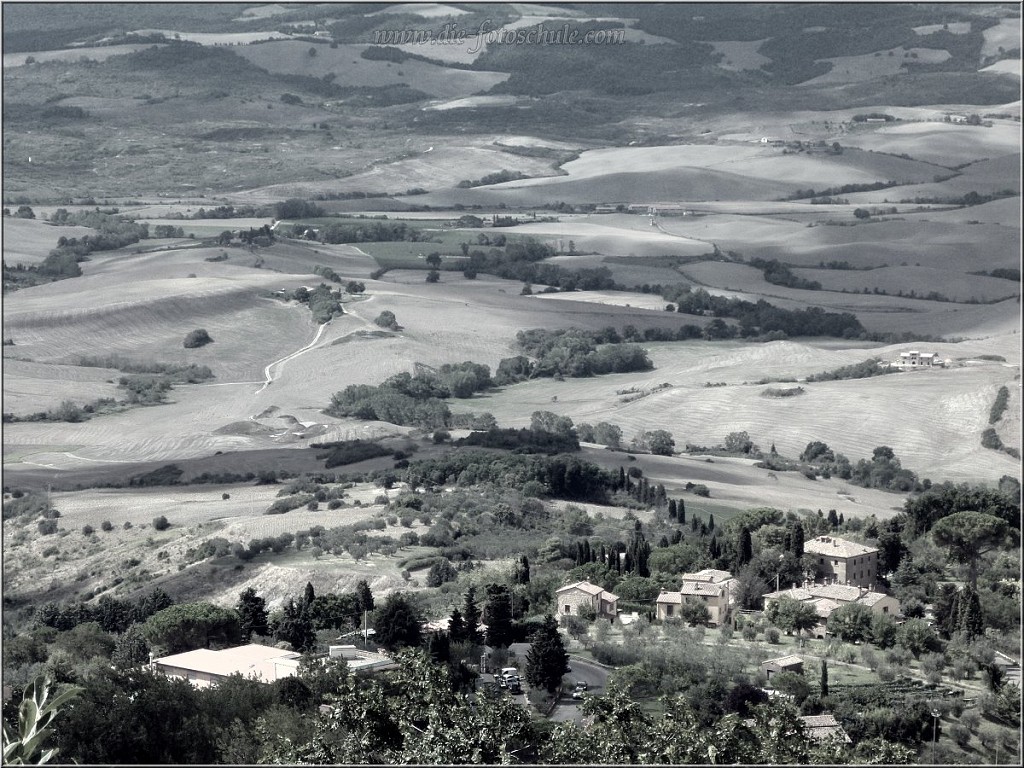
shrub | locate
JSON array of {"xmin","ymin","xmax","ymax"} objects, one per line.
[
  {"xmin": 183, "ymin": 329, "xmax": 213, "ymax": 348},
  {"xmin": 82, "ymin": 525, "xmax": 94, "ymax": 535},
  {"xmin": 152, "ymin": 515, "xmax": 170, "ymax": 531},
  {"xmin": 765, "ymin": 627, "xmax": 780, "ymax": 643},
  {"xmin": 100, "ymin": 520, "xmax": 113, "ymax": 532},
  {"xmin": 374, "ymin": 310, "xmax": 399, "ymax": 330},
  {"xmin": 38, "ymin": 520, "xmax": 58, "ymax": 535},
  {"xmin": 222, "ymin": 493, "xmax": 230, "ymax": 500}
]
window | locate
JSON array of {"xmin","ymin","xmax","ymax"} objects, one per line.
[
  {"xmin": 883, "ymin": 606, "xmax": 889, "ymax": 614},
  {"xmin": 563, "ymin": 604, "xmax": 571, "ymax": 614},
  {"xmin": 666, "ymin": 605, "xmax": 674, "ymax": 617},
  {"xmin": 819, "ymin": 558, "xmax": 824, "ymax": 564},
  {"xmin": 833, "ymin": 559, "xmax": 839, "ymax": 566}
]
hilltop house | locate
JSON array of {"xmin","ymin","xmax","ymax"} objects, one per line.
[
  {"xmin": 804, "ymin": 535, "xmax": 879, "ymax": 587},
  {"xmin": 555, "ymin": 580, "xmax": 619, "ymax": 619},
  {"xmin": 894, "ymin": 350, "xmax": 946, "ymax": 368},
  {"xmin": 656, "ymin": 568, "xmax": 735, "ymax": 626},
  {"xmin": 762, "ymin": 583, "xmax": 900, "ymax": 639}
]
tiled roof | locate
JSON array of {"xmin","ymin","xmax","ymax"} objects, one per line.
[
  {"xmin": 810, "ymin": 597, "xmax": 841, "ymax": 618},
  {"xmin": 800, "ymin": 714, "xmax": 850, "ymax": 742},
  {"xmin": 856, "ymin": 591, "xmax": 891, "ymax": 607},
  {"xmin": 806, "ymin": 584, "xmax": 862, "ymax": 602},
  {"xmin": 556, "ymin": 580, "xmax": 604, "ymax": 596},
  {"xmin": 657, "ymin": 592, "xmax": 683, "ymax": 605},
  {"xmin": 762, "ymin": 655, "xmax": 803, "ymax": 668},
  {"xmin": 556, "ymin": 581, "xmax": 619, "ymax": 602},
  {"xmin": 804, "ymin": 536, "xmax": 878, "ymax": 558},
  {"xmin": 762, "ymin": 584, "xmax": 894, "ymax": 609},
  {"xmin": 681, "ymin": 568, "xmax": 733, "ymax": 584},
  {"xmin": 679, "ymin": 582, "xmax": 725, "ymax": 597}
]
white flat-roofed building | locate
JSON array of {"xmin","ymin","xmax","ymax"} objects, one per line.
[
  {"xmin": 152, "ymin": 643, "xmax": 395, "ymax": 688},
  {"xmin": 151, "ymin": 643, "xmax": 302, "ymax": 688}
]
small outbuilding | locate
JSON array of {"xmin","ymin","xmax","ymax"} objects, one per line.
[{"xmin": 761, "ymin": 654, "xmax": 804, "ymax": 680}]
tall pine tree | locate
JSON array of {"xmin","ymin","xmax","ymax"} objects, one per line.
[
  {"xmin": 525, "ymin": 615, "xmax": 570, "ymax": 694},
  {"xmin": 484, "ymin": 584, "xmax": 514, "ymax": 648}
]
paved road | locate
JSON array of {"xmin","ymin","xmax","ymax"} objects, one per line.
[
  {"xmin": 503, "ymin": 644, "xmax": 611, "ymax": 722},
  {"xmin": 550, "ymin": 656, "xmax": 611, "ymax": 723}
]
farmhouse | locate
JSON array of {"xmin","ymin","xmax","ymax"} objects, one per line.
[
  {"xmin": 656, "ymin": 569, "xmax": 735, "ymax": 626},
  {"xmin": 896, "ymin": 350, "xmax": 945, "ymax": 368},
  {"xmin": 555, "ymin": 580, "xmax": 619, "ymax": 619},
  {"xmin": 762, "ymin": 583, "xmax": 900, "ymax": 639},
  {"xmin": 151, "ymin": 643, "xmax": 394, "ymax": 688},
  {"xmin": 804, "ymin": 535, "xmax": 879, "ymax": 587}
]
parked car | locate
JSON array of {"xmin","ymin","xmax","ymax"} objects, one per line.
[
  {"xmin": 571, "ymin": 688, "xmax": 586, "ymax": 700},
  {"xmin": 574, "ymin": 681, "xmax": 588, "ymax": 691},
  {"xmin": 507, "ymin": 677, "xmax": 522, "ymax": 694}
]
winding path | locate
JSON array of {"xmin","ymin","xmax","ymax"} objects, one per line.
[{"xmin": 255, "ymin": 320, "xmax": 330, "ymax": 395}]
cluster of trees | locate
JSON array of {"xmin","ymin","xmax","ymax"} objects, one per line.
[
  {"xmin": 456, "ymin": 169, "xmax": 529, "ymax": 188},
  {"xmin": 292, "ymin": 283, "xmax": 344, "ymax": 323},
  {"xmin": 794, "ymin": 441, "xmax": 923, "ymax": 493},
  {"xmin": 457, "ymin": 426, "xmax": 580, "ymax": 454},
  {"xmin": 805, "ymin": 358, "xmax": 897, "ymax": 382},
  {"xmin": 325, "ymin": 364, "xmax": 493, "ymax": 429},
  {"xmin": 325, "ymin": 331, "xmax": 652, "ymax": 429},
  {"xmin": 403, "ymin": 450, "xmax": 617, "ymax": 504},
  {"xmin": 501, "ymin": 328, "xmax": 653, "ymax": 382},
  {"xmin": 662, "ymin": 285, "xmax": 866, "ymax": 339},
  {"xmin": 49, "ymin": 209, "xmax": 150, "ymax": 260},
  {"xmin": 784, "ymin": 181, "xmax": 896, "ymax": 201},
  {"xmin": 457, "ymin": 239, "xmax": 618, "ymax": 291},
  {"xmin": 319, "ymin": 221, "xmax": 423, "ymax": 244},
  {"xmin": 748, "ymin": 257, "xmax": 822, "ymax": 290}
]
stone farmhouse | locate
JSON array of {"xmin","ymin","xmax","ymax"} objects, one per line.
[
  {"xmin": 804, "ymin": 535, "xmax": 879, "ymax": 587},
  {"xmin": 762, "ymin": 583, "xmax": 900, "ymax": 639},
  {"xmin": 656, "ymin": 568, "xmax": 736, "ymax": 626},
  {"xmin": 555, "ymin": 580, "xmax": 619, "ymax": 619}
]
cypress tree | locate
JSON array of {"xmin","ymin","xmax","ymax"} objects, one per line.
[
  {"xmin": 463, "ymin": 586, "xmax": 483, "ymax": 646},
  {"xmin": 791, "ymin": 522, "xmax": 805, "ymax": 559},
  {"xmin": 671, "ymin": 529, "xmax": 683, "ymax": 545},
  {"xmin": 956, "ymin": 585, "xmax": 984, "ymax": 640},
  {"xmin": 708, "ymin": 514, "xmax": 715, "ymax": 533},
  {"xmin": 738, "ymin": 526, "xmax": 753, "ymax": 568},
  {"xmin": 448, "ymin": 607, "xmax": 466, "ymax": 644},
  {"xmin": 679, "ymin": 499, "xmax": 686, "ymax": 524},
  {"xmin": 483, "ymin": 584, "xmax": 514, "ymax": 648},
  {"xmin": 820, "ymin": 658, "xmax": 829, "ymax": 697},
  {"xmin": 668, "ymin": 499, "xmax": 678, "ymax": 520}
]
